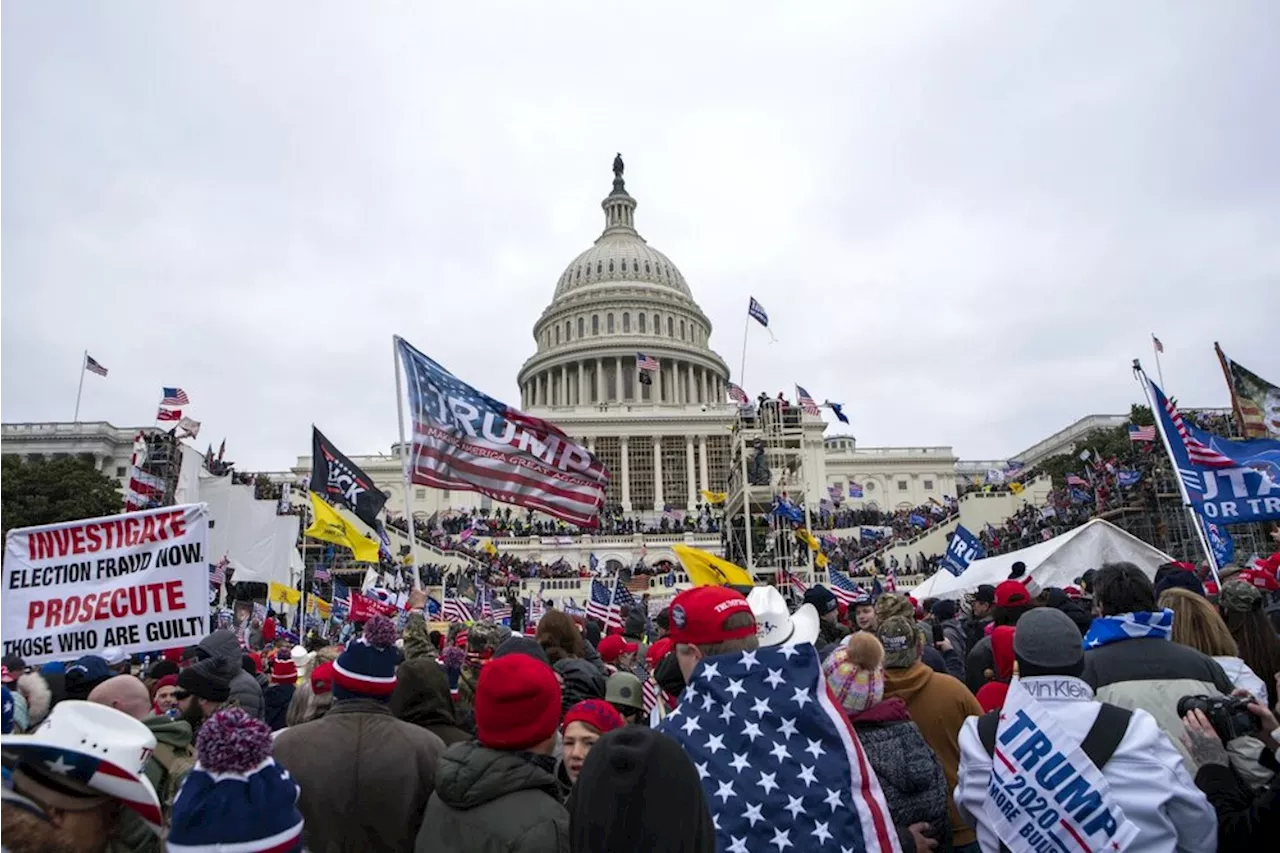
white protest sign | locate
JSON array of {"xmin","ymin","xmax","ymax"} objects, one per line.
[
  {"xmin": 3, "ymin": 504, "xmax": 210, "ymax": 666},
  {"xmin": 985, "ymin": 679, "xmax": 1140, "ymax": 853}
]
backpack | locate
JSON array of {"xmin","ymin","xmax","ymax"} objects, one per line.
[
  {"xmin": 975, "ymin": 704, "xmax": 1132, "ymax": 853},
  {"xmin": 151, "ymin": 741, "xmax": 197, "ymax": 810}
]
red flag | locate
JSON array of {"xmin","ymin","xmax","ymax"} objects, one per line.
[{"xmin": 157, "ymin": 408, "xmax": 182, "ymax": 421}]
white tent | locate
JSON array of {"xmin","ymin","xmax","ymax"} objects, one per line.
[{"xmin": 912, "ymin": 519, "xmax": 1174, "ymax": 600}]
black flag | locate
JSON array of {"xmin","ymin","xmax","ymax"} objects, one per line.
[{"xmin": 310, "ymin": 427, "xmax": 387, "ymax": 531}]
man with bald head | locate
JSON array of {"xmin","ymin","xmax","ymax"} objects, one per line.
[{"xmin": 87, "ymin": 675, "xmax": 194, "ymax": 816}]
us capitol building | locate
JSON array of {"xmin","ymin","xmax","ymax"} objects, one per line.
[{"xmin": 4, "ymin": 160, "xmax": 979, "ymax": 562}]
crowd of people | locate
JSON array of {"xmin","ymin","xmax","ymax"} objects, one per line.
[{"xmin": 5, "ymin": 550, "xmax": 1279, "ymax": 852}]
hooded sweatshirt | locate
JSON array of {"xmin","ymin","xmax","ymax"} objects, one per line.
[
  {"xmin": 196, "ymin": 630, "xmax": 264, "ymax": 719},
  {"xmin": 554, "ymin": 659, "xmax": 606, "ymax": 715},
  {"xmin": 883, "ymin": 660, "xmax": 983, "ymax": 848},
  {"xmin": 391, "ymin": 657, "xmax": 471, "ymax": 746},
  {"xmin": 567, "ymin": 727, "xmax": 715, "ymax": 853}
]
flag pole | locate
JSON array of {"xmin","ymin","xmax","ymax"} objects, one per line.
[
  {"xmin": 1151, "ymin": 334, "xmax": 1165, "ymax": 389},
  {"xmin": 72, "ymin": 348, "xmax": 86, "ymax": 422},
  {"xmin": 1213, "ymin": 342, "xmax": 1248, "ymax": 437},
  {"xmin": 392, "ymin": 336, "xmax": 424, "ymax": 590},
  {"xmin": 1133, "ymin": 361, "xmax": 1218, "ymax": 583},
  {"xmin": 738, "ymin": 312, "xmax": 750, "ymax": 394}
]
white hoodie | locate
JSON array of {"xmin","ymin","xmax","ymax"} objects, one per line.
[
  {"xmin": 956, "ymin": 675, "xmax": 1217, "ymax": 853},
  {"xmin": 1212, "ymin": 655, "xmax": 1267, "ymax": 702}
]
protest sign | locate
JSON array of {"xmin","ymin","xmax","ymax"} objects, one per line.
[
  {"xmin": 3, "ymin": 504, "xmax": 210, "ymax": 666},
  {"xmin": 985, "ymin": 680, "xmax": 1139, "ymax": 853}
]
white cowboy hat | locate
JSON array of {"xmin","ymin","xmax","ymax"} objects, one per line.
[
  {"xmin": 1, "ymin": 700, "xmax": 162, "ymax": 834},
  {"xmin": 747, "ymin": 585, "xmax": 821, "ymax": 648}
]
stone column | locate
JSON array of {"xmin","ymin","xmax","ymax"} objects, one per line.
[
  {"xmin": 685, "ymin": 435, "xmax": 696, "ymax": 510},
  {"xmin": 615, "ymin": 356, "xmax": 623, "ymax": 402},
  {"xmin": 652, "ymin": 435, "xmax": 664, "ymax": 510},
  {"xmin": 699, "ymin": 368, "xmax": 708, "ymax": 404},
  {"xmin": 687, "ymin": 363, "xmax": 696, "ymax": 405},
  {"xmin": 620, "ymin": 435, "xmax": 632, "ymax": 511},
  {"xmin": 576, "ymin": 363, "xmax": 585, "ymax": 406},
  {"xmin": 595, "ymin": 358, "xmax": 603, "ymax": 403},
  {"xmin": 698, "ymin": 435, "xmax": 709, "ymax": 493},
  {"xmin": 560, "ymin": 364, "xmax": 568, "ymax": 406}
]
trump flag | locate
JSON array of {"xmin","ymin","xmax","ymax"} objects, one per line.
[{"xmin": 395, "ymin": 336, "xmax": 609, "ymax": 528}]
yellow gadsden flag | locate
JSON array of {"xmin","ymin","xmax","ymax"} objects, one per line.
[
  {"xmin": 268, "ymin": 582, "xmax": 301, "ymax": 607},
  {"xmin": 1009, "ymin": 481, "xmax": 1025, "ymax": 496},
  {"xmin": 672, "ymin": 544, "xmax": 755, "ymax": 588},
  {"xmin": 305, "ymin": 492, "xmax": 380, "ymax": 563},
  {"xmin": 700, "ymin": 490, "xmax": 727, "ymax": 505}
]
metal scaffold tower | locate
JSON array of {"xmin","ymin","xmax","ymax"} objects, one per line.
[{"xmin": 724, "ymin": 399, "xmax": 815, "ymax": 582}]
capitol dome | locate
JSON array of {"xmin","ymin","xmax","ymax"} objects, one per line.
[{"xmin": 517, "ymin": 157, "xmax": 731, "ymax": 413}]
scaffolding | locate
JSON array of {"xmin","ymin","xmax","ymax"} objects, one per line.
[
  {"xmin": 132, "ymin": 429, "xmax": 184, "ymax": 508},
  {"xmin": 724, "ymin": 401, "xmax": 815, "ymax": 583}
]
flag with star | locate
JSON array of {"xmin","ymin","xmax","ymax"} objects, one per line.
[{"xmin": 656, "ymin": 645, "xmax": 901, "ymax": 853}]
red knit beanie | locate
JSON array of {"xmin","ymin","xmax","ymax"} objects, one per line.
[
  {"xmin": 561, "ymin": 699, "xmax": 626, "ymax": 736},
  {"xmin": 475, "ymin": 654, "xmax": 562, "ymax": 751}
]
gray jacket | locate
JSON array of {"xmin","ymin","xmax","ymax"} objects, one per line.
[{"xmin": 196, "ymin": 630, "xmax": 264, "ymax": 719}]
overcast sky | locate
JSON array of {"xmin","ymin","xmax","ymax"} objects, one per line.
[{"xmin": 4, "ymin": 2, "xmax": 1278, "ymax": 470}]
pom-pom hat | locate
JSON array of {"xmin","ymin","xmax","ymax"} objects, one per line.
[
  {"xmin": 333, "ymin": 615, "xmax": 399, "ymax": 700},
  {"xmin": 167, "ymin": 707, "xmax": 304, "ymax": 853},
  {"xmin": 822, "ymin": 633, "xmax": 886, "ymax": 714},
  {"xmin": 270, "ymin": 658, "xmax": 298, "ymax": 686}
]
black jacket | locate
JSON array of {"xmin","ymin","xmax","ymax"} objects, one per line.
[
  {"xmin": 263, "ymin": 683, "xmax": 294, "ymax": 732},
  {"xmin": 416, "ymin": 742, "xmax": 569, "ymax": 853},
  {"xmin": 391, "ymin": 657, "xmax": 472, "ymax": 745},
  {"xmin": 1195, "ymin": 748, "xmax": 1280, "ymax": 851}
]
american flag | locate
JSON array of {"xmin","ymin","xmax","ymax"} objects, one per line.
[
  {"xmin": 160, "ymin": 387, "xmax": 190, "ymax": 406},
  {"xmin": 208, "ymin": 558, "xmax": 228, "ymax": 587},
  {"xmin": 827, "ymin": 568, "xmax": 864, "ymax": 605},
  {"xmin": 642, "ymin": 677, "xmax": 660, "ymax": 714},
  {"xmin": 636, "ymin": 352, "xmax": 660, "ymax": 373},
  {"xmin": 396, "ymin": 336, "xmax": 609, "ymax": 529},
  {"xmin": 442, "ymin": 597, "xmax": 475, "ymax": 623},
  {"xmin": 1150, "ymin": 379, "xmax": 1236, "ymax": 468},
  {"xmin": 313, "ymin": 566, "xmax": 331, "ymax": 582},
  {"xmin": 1127, "ymin": 424, "xmax": 1155, "ymax": 442},
  {"xmin": 782, "ymin": 569, "xmax": 808, "ymax": 595},
  {"xmin": 795, "ymin": 385, "xmax": 822, "ymax": 417},
  {"xmin": 728, "ymin": 383, "xmax": 749, "ymax": 405},
  {"xmin": 1066, "ymin": 474, "xmax": 1089, "ymax": 487},
  {"xmin": 1152, "ymin": 334, "xmax": 1164, "ymax": 354},
  {"xmin": 884, "ymin": 567, "xmax": 897, "ymax": 592},
  {"xmin": 586, "ymin": 577, "xmax": 632, "ymax": 628},
  {"xmin": 656, "ymin": 645, "xmax": 900, "ymax": 853},
  {"xmin": 84, "ymin": 354, "xmax": 109, "ymax": 377}
]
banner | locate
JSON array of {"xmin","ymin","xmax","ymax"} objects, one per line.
[
  {"xmin": 348, "ymin": 591, "xmax": 400, "ymax": 622},
  {"xmin": 941, "ymin": 525, "xmax": 985, "ymax": 577},
  {"xmin": 396, "ymin": 336, "xmax": 609, "ymax": 528},
  {"xmin": 311, "ymin": 427, "xmax": 387, "ymax": 530},
  {"xmin": 3, "ymin": 504, "xmax": 210, "ymax": 666},
  {"xmin": 1147, "ymin": 376, "xmax": 1280, "ymax": 523},
  {"xmin": 985, "ymin": 680, "xmax": 1139, "ymax": 852}
]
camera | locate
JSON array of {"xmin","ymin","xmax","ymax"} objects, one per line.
[{"xmin": 1177, "ymin": 694, "xmax": 1261, "ymax": 742}]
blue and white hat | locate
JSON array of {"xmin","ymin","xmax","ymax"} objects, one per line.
[
  {"xmin": 333, "ymin": 615, "xmax": 399, "ymax": 700},
  {"xmin": 167, "ymin": 707, "xmax": 303, "ymax": 853}
]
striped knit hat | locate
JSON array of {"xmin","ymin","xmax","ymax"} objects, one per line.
[
  {"xmin": 167, "ymin": 707, "xmax": 303, "ymax": 852},
  {"xmin": 822, "ymin": 633, "xmax": 885, "ymax": 715},
  {"xmin": 333, "ymin": 616, "xmax": 399, "ymax": 701}
]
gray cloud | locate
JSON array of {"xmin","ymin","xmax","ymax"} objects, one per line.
[{"xmin": 4, "ymin": 1, "xmax": 1277, "ymax": 468}]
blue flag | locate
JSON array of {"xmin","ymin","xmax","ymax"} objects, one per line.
[
  {"xmin": 1069, "ymin": 487, "xmax": 1093, "ymax": 504},
  {"xmin": 1204, "ymin": 519, "xmax": 1235, "ymax": 568},
  {"xmin": 941, "ymin": 525, "xmax": 985, "ymax": 577},
  {"xmin": 860, "ymin": 527, "xmax": 883, "ymax": 542},
  {"xmin": 656, "ymin": 646, "xmax": 899, "ymax": 853},
  {"xmin": 826, "ymin": 402, "xmax": 849, "ymax": 424},
  {"xmin": 908, "ymin": 513, "xmax": 927, "ymax": 528},
  {"xmin": 771, "ymin": 497, "xmax": 804, "ymax": 524},
  {"xmin": 1148, "ymin": 376, "xmax": 1280, "ymax": 523},
  {"xmin": 747, "ymin": 297, "xmax": 769, "ymax": 327},
  {"xmin": 1115, "ymin": 470, "xmax": 1142, "ymax": 488},
  {"xmin": 589, "ymin": 553, "xmax": 599, "ymax": 572}
]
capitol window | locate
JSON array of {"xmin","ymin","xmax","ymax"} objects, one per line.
[
  {"xmin": 607, "ymin": 314, "xmax": 615, "ymax": 333},
  {"xmin": 667, "ymin": 317, "xmax": 674, "ymax": 337},
  {"xmin": 621, "ymin": 258, "xmax": 627, "ymax": 272},
  {"xmin": 639, "ymin": 313, "xmax": 646, "ymax": 333},
  {"xmin": 897, "ymin": 480, "xmax": 908, "ymax": 491},
  {"xmin": 555, "ymin": 326, "xmax": 561, "ymax": 344},
  {"xmin": 597, "ymin": 261, "xmax": 602, "ymax": 274},
  {"xmin": 565, "ymin": 321, "xmax": 571, "ymax": 340},
  {"xmin": 653, "ymin": 313, "xmax": 660, "ymax": 333},
  {"xmin": 578, "ymin": 317, "xmax": 584, "ymax": 337},
  {"xmin": 592, "ymin": 315, "xmax": 599, "ymax": 335},
  {"xmin": 924, "ymin": 479, "xmax": 934, "ymax": 490},
  {"xmin": 680, "ymin": 319, "xmax": 686, "ymax": 340},
  {"xmin": 623, "ymin": 313, "xmax": 630, "ymax": 332},
  {"xmin": 608, "ymin": 259, "xmax": 614, "ymax": 273},
  {"xmin": 644, "ymin": 261, "xmax": 650, "ymax": 274}
]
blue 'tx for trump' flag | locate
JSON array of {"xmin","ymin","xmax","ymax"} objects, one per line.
[
  {"xmin": 748, "ymin": 297, "xmax": 769, "ymax": 327},
  {"xmin": 657, "ymin": 645, "xmax": 901, "ymax": 853}
]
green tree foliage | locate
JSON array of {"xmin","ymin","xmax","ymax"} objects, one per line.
[{"xmin": 2, "ymin": 455, "xmax": 123, "ymax": 539}]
